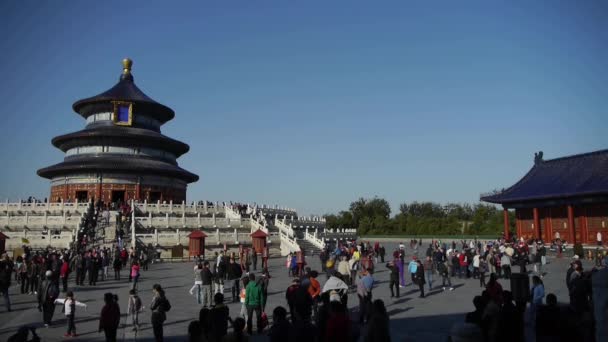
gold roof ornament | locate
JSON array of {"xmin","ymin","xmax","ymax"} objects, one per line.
[{"xmin": 122, "ymin": 58, "xmax": 133, "ymax": 75}]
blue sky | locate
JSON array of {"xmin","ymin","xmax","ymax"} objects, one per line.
[{"xmin": 1, "ymin": 1, "xmax": 606, "ymax": 215}]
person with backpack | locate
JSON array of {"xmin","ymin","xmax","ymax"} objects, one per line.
[
  {"xmin": 150, "ymin": 283, "xmax": 171, "ymax": 342},
  {"xmin": 127, "ymin": 289, "xmax": 143, "ymax": 332},
  {"xmin": 38, "ymin": 270, "xmax": 59, "ymax": 327},
  {"xmin": 99, "ymin": 293, "xmax": 120, "ymax": 342}
]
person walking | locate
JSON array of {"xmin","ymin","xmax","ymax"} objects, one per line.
[
  {"xmin": 251, "ymin": 250, "xmax": 258, "ymax": 271},
  {"xmin": 227, "ymin": 258, "xmax": 242, "ymax": 303},
  {"xmin": 127, "ymin": 289, "xmax": 142, "ymax": 332},
  {"xmin": 479, "ymin": 259, "xmax": 488, "ymax": 288},
  {"xmin": 245, "ymin": 273, "xmax": 264, "ymax": 335},
  {"xmin": 438, "ymin": 260, "xmax": 454, "ymax": 291},
  {"xmin": 59, "ymin": 259, "xmax": 70, "ymax": 293},
  {"xmin": 98, "ymin": 293, "xmax": 120, "ymax": 342},
  {"xmin": 357, "ymin": 270, "xmax": 374, "ymax": 324},
  {"xmin": 130, "ymin": 261, "xmax": 140, "ymax": 290},
  {"xmin": 38, "ymin": 270, "xmax": 59, "ymax": 326},
  {"xmin": 200, "ymin": 261, "xmax": 213, "ymax": 308},
  {"xmin": 386, "ymin": 260, "xmax": 400, "ymax": 298},
  {"xmin": 423, "ymin": 256, "xmax": 435, "ymax": 292},
  {"xmin": 150, "ymin": 284, "xmax": 171, "ymax": 342},
  {"xmin": 414, "ymin": 260, "xmax": 426, "ymax": 298},
  {"xmin": 500, "ymin": 253, "xmax": 512, "ymax": 279}
]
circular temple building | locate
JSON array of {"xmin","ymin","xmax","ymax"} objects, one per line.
[{"xmin": 37, "ymin": 59, "xmax": 199, "ymax": 203}]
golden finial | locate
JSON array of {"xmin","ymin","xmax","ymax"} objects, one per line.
[{"xmin": 122, "ymin": 58, "xmax": 133, "ymax": 75}]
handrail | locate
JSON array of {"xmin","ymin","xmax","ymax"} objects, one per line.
[
  {"xmin": 225, "ymin": 206, "xmax": 242, "ymax": 220},
  {"xmin": 250, "ymin": 217, "xmax": 268, "ymax": 234},
  {"xmin": 275, "ymin": 218, "xmax": 295, "ymax": 238},
  {"xmin": 305, "ymin": 229, "xmax": 325, "ymax": 250}
]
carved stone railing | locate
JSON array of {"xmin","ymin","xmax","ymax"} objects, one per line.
[
  {"xmin": 279, "ymin": 229, "xmax": 300, "ymax": 256},
  {"xmin": 304, "ymin": 228, "xmax": 325, "ymax": 250},
  {"xmin": 275, "ymin": 218, "xmax": 295, "ymax": 238},
  {"xmin": 250, "ymin": 217, "xmax": 268, "ymax": 235}
]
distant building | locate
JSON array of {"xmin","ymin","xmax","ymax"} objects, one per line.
[
  {"xmin": 481, "ymin": 149, "xmax": 608, "ymax": 245},
  {"xmin": 38, "ymin": 59, "xmax": 198, "ymax": 203}
]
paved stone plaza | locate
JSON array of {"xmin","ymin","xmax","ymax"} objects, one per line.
[{"xmin": 0, "ymin": 241, "xmax": 590, "ymax": 342}]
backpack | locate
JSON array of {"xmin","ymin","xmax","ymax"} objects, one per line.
[
  {"xmin": 133, "ymin": 296, "xmax": 142, "ymax": 311},
  {"xmin": 160, "ymin": 297, "xmax": 171, "ymax": 312}
]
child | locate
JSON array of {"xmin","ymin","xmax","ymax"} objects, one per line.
[
  {"xmin": 127, "ymin": 289, "xmax": 143, "ymax": 331},
  {"xmin": 55, "ymin": 291, "xmax": 87, "ymax": 337},
  {"xmin": 239, "ymin": 275, "xmax": 249, "ymax": 322}
]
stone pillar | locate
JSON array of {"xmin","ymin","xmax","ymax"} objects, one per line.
[
  {"xmin": 157, "ymin": 200, "xmax": 161, "ymax": 213},
  {"xmin": 533, "ymin": 208, "xmax": 540, "ymax": 239},
  {"xmin": 197, "ymin": 212, "xmax": 201, "ymax": 228},
  {"xmin": 234, "ymin": 228, "xmax": 238, "ymax": 244},
  {"xmin": 213, "ymin": 213, "xmax": 217, "ymax": 227},
  {"xmin": 216, "ymin": 228, "xmax": 220, "ymax": 244},
  {"xmin": 148, "ymin": 212, "xmax": 152, "ymax": 228},
  {"xmin": 568, "ymin": 205, "xmax": 576, "ymax": 244},
  {"xmin": 503, "ymin": 208, "xmax": 510, "ymax": 240},
  {"xmin": 144, "ymin": 199, "xmax": 148, "ymax": 212},
  {"xmin": 176, "ymin": 229, "xmax": 180, "ymax": 245},
  {"xmin": 165, "ymin": 213, "xmax": 169, "ymax": 229},
  {"xmin": 154, "ymin": 228, "xmax": 159, "ymax": 245},
  {"xmin": 169, "ymin": 200, "xmax": 173, "ymax": 212}
]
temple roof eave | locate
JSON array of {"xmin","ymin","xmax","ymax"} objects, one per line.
[
  {"xmin": 37, "ymin": 157, "xmax": 199, "ymax": 184},
  {"xmin": 51, "ymin": 127, "xmax": 190, "ymax": 157}
]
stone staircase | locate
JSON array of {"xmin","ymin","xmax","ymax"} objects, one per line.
[{"xmin": 296, "ymin": 238, "xmax": 322, "ymax": 255}]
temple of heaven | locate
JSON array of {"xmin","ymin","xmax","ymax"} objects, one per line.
[{"xmin": 37, "ymin": 58, "xmax": 199, "ymax": 204}]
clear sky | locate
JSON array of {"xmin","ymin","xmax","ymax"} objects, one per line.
[{"xmin": 0, "ymin": 1, "xmax": 606, "ymax": 216}]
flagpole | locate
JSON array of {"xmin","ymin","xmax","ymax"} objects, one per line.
[{"xmin": 131, "ymin": 199, "xmax": 136, "ymax": 250}]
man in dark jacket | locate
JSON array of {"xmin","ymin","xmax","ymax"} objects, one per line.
[
  {"xmin": 226, "ymin": 258, "xmax": 242, "ymax": 303},
  {"xmin": 38, "ymin": 270, "xmax": 59, "ymax": 326},
  {"xmin": 386, "ymin": 261, "xmax": 400, "ymax": 298},
  {"xmin": 207, "ymin": 293, "xmax": 231, "ymax": 342},
  {"xmin": 251, "ymin": 250, "xmax": 258, "ymax": 271},
  {"xmin": 201, "ymin": 261, "xmax": 213, "ymax": 308}
]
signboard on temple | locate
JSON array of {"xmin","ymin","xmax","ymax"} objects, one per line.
[{"xmin": 112, "ymin": 101, "xmax": 133, "ymax": 126}]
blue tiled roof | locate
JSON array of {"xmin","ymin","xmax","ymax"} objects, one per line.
[{"xmin": 481, "ymin": 149, "xmax": 608, "ymax": 204}]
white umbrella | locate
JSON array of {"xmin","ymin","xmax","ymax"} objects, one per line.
[{"xmin": 322, "ymin": 276, "xmax": 349, "ymax": 293}]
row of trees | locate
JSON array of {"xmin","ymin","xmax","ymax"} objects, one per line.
[{"xmin": 323, "ymin": 197, "xmax": 514, "ymax": 236}]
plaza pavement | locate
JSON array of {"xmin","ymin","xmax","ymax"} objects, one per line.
[{"xmin": 0, "ymin": 241, "xmax": 591, "ymax": 342}]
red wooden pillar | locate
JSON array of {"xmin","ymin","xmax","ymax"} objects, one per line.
[
  {"xmin": 533, "ymin": 207, "xmax": 541, "ymax": 239},
  {"xmin": 135, "ymin": 184, "xmax": 141, "ymax": 201},
  {"xmin": 567, "ymin": 205, "xmax": 576, "ymax": 244},
  {"xmin": 503, "ymin": 208, "xmax": 510, "ymax": 239}
]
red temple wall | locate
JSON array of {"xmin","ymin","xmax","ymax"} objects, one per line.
[
  {"xmin": 50, "ymin": 183, "xmax": 186, "ymax": 203},
  {"xmin": 515, "ymin": 204, "xmax": 608, "ymax": 244}
]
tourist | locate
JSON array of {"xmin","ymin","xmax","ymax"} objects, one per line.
[
  {"xmin": 245, "ymin": 273, "xmax": 264, "ymax": 335},
  {"xmin": 59, "ymin": 258, "xmax": 69, "ymax": 293},
  {"xmin": 38, "ymin": 270, "xmax": 59, "ymax": 326},
  {"xmin": 408, "ymin": 256, "xmax": 418, "ymax": 285},
  {"xmin": 187, "ymin": 320, "xmax": 205, "ymax": 342},
  {"xmin": 423, "ymin": 256, "xmax": 434, "ymax": 292},
  {"xmin": 438, "ymin": 260, "xmax": 454, "ymax": 291},
  {"xmin": 150, "ymin": 283, "xmax": 171, "ymax": 342},
  {"xmin": 485, "ymin": 273, "xmax": 503, "ymax": 305},
  {"xmin": 598, "ymin": 231, "xmax": 603, "ymax": 246},
  {"xmin": 259, "ymin": 268, "xmax": 271, "ymax": 311},
  {"xmin": 222, "ymin": 317, "xmax": 248, "ymax": 342},
  {"xmin": 364, "ymin": 299, "xmax": 390, "ymax": 342},
  {"xmin": 337, "ymin": 256, "xmax": 350, "ymax": 285},
  {"xmin": 478, "ymin": 259, "xmax": 488, "ymax": 288},
  {"xmin": 379, "ymin": 245, "xmax": 386, "ymax": 263},
  {"xmin": 325, "ymin": 298, "xmax": 351, "ymax": 342},
  {"xmin": 214, "ymin": 255, "xmax": 226, "ymax": 295},
  {"xmin": 200, "ymin": 261, "xmax": 213, "ymax": 308},
  {"xmin": 349, "ymin": 255, "xmax": 360, "ymax": 288},
  {"xmin": 268, "ymin": 306, "xmax": 291, "ymax": 342},
  {"xmin": 0, "ymin": 254, "xmax": 13, "ymax": 312},
  {"xmin": 57, "ymin": 290, "xmax": 87, "ymax": 337},
  {"xmin": 227, "ymin": 258, "xmax": 242, "ymax": 303},
  {"xmin": 127, "ymin": 289, "xmax": 142, "ymax": 331},
  {"xmin": 130, "ymin": 261, "xmax": 140, "ymax": 290},
  {"xmin": 252, "ymin": 250, "xmax": 258, "ymax": 271},
  {"xmin": 308, "ymin": 270, "xmax": 321, "ymax": 318},
  {"xmin": 285, "ymin": 278, "xmax": 300, "ymax": 322},
  {"xmin": 99, "ymin": 293, "xmax": 120, "ymax": 342},
  {"xmin": 465, "ymin": 295, "xmax": 485, "ymax": 328},
  {"xmin": 500, "ymin": 253, "xmax": 511, "ymax": 279},
  {"xmin": 414, "ymin": 259, "xmax": 425, "ymax": 298},
  {"xmin": 357, "ymin": 269, "xmax": 374, "ymax": 323},
  {"xmin": 386, "ymin": 260, "xmax": 400, "ymax": 298},
  {"xmin": 207, "ymin": 293, "xmax": 230, "ymax": 342}
]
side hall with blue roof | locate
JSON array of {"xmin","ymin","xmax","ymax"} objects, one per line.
[{"xmin": 481, "ymin": 149, "xmax": 608, "ymax": 245}]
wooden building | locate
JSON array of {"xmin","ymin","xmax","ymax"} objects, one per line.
[
  {"xmin": 37, "ymin": 59, "xmax": 198, "ymax": 203},
  {"xmin": 481, "ymin": 150, "xmax": 608, "ymax": 245}
]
